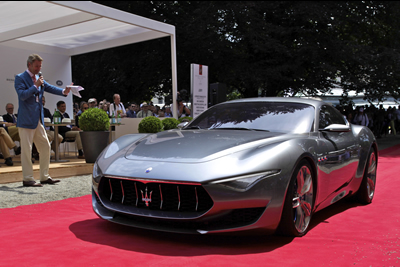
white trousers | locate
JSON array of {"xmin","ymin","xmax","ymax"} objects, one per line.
[{"xmin": 18, "ymin": 122, "xmax": 51, "ymax": 182}]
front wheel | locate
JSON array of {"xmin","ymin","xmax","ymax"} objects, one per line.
[
  {"xmin": 278, "ymin": 159, "xmax": 314, "ymax": 237},
  {"xmin": 356, "ymin": 149, "xmax": 377, "ymax": 204}
]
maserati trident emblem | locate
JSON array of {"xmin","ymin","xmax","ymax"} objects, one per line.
[{"xmin": 141, "ymin": 187, "xmax": 153, "ymax": 207}]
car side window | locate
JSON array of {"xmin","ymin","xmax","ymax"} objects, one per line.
[{"xmin": 319, "ymin": 105, "xmax": 346, "ymax": 129}]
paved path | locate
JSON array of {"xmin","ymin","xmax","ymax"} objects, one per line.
[{"xmin": 0, "ymin": 175, "xmax": 91, "ymax": 208}]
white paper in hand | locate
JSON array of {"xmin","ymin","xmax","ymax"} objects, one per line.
[{"xmin": 68, "ymin": 86, "xmax": 84, "ymax": 98}]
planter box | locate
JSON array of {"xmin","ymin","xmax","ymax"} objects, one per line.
[{"xmin": 80, "ymin": 131, "xmax": 109, "ymax": 163}]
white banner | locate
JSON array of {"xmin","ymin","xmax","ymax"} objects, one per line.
[{"xmin": 190, "ymin": 64, "xmax": 208, "ymax": 118}]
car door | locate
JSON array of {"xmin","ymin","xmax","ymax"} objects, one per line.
[{"xmin": 316, "ymin": 105, "xmax": 358, "ymax": 203}]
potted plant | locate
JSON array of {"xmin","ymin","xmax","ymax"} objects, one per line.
[
  {"xmin": 138, "ymin": 116, "xmax": 163, "ymax": 133},
  {"xmin": 162, "ymin": 117, "xmax": 180, "ymax": 130},
  {"xmin": 79, "ymin": 108, "xmax": 110, "ymax": 163}
]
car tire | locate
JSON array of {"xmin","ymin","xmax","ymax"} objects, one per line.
[
  {"xmin": 356, "ymin": 149, "xmax": 377, "ymax": 204},
  {"xmin": 278, "ymin": 159, "xmax": 314, "ymax": 237}
]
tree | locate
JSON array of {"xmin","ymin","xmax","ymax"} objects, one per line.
[{"xmin": 72, "ymin": 1, "xmax": 400, "ymax": 105}]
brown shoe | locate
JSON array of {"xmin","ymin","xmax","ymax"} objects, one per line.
[
  {"xmin": 78, "ymin": 155, "xmax": 85, "ymax": 159},
  {"xmin": 40, "ymin": 178, "xmax": 60, "ymax": 185},
  {"xmin": 23, "ymin": 181, "xmax": 43, "ymax": 187}
]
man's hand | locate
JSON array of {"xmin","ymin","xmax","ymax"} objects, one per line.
[
  {"xmin": 63, "ymin": 83, "xmax": 73, "ymax": 95},
  {"xmin": 35, "ymin": 76, "xmax": 44, "ymax": 88}
]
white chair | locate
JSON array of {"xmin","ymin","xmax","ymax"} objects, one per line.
[{"xmin": 62, "ymin": 137, "xmax": 78, "ymax": 158}]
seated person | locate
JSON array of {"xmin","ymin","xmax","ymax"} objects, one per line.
[
  {"xmin": 2, "ymin": 103, "xmax": 20, "ymax": 142},
  {"xmin": 137, "ymin": 102, "xmax": 153, "ymax": 118},
  {"xmin": 88, "ymin": 98, "xmax": 98, "ymax": 109},
  {"xmin": 43, "ymin": 97, "xmax": 63, "ymax": 153},
  {"xmin": 56, "ymin": 101, "xmax": 84, "ymax": 159},
  {"xmin": 0, "ymin": 127, "xmax": 21, "ymax": 166},
  {"xmin": 75, "ymin": 102, "xmax": 89, "ymax": 129},
  {"xmin": 3, "ymin": 103, "xmax": 18, "ymax": 123},
  {"xmin": 101, "ymin": 102, "xmax": 109, "ymax": 116},
  {"xmin": 126, "ymin": 103, "xmax": 137, "ymax": 118},
  {"xmin": 150, "ymin": 105, "xmax": 159, "ymax": 117},
  {"xmin": 164, "ymin": 106, "xmax": 173, "ymax": 117},
  {"xmin": 158, "ymin": 110, "xmax": 165, "ymax": 117}
]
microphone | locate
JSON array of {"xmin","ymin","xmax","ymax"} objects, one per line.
[{"xmin": 38, "ymin": 72, "xmax": 43, "ymax": 88}]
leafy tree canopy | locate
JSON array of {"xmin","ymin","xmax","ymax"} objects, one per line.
[{"xmin": 71, "ymin": 1, "xmax": 400, "ymax": 105}]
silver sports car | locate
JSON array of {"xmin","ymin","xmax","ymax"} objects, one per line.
[{"xmin": 92, "ymin": 97, "xmax": 377, "ymax": 236}]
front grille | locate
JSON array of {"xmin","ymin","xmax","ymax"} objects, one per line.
[{"xmin": 98, "ymin": 177, "xmax": 214, "ymax": 215}]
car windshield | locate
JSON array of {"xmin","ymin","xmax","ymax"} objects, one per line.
[{"xmin": 187, "ymin": 101, "xmax": 315, "ymax": 133}]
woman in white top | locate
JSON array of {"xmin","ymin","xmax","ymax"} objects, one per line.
[{"xmin": 109, "ymin": 94, "xmax": 127, "ymax": 117}]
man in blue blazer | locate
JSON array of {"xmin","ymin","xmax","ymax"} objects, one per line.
[{"xmin": 14, "ymin": 54, "xmax": 71, "ymax": 187}]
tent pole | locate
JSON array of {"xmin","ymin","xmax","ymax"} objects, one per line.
[{"xmin": 170, "ymin": 32, "xmax": 178, "ymax": 119}]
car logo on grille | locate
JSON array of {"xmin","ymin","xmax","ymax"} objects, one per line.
[
  {"xmin": 145, "ymin": 167, "xmax": 152, "ymax": 173},
  {"xmin": 141, "ymin": 187, "xmax": 152, "ymax": 207}
]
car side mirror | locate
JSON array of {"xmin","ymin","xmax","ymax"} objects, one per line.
[{"xmin": 320, "ymin": 124, "xmax": 351, "ymax": 132}]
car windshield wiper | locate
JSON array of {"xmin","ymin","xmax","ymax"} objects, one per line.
[{"xmin": 210, "ymin": 127, "xmax": 269, "ymax": 132}]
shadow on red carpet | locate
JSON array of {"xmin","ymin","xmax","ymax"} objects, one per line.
[
  {"xmin": 67, "ymin": 198, "xmax": 363, "ymax": 256},
  {"xmin": 69, "ymin": 217, "xmax": 295, "ymax": 255}
]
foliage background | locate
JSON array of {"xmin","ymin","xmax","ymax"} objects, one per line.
[{"xmin": 71, "ymin": 1, "xmax": 400, "ymax": 106}]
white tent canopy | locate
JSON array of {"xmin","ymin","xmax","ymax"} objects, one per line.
[{"xmin": 0, "ymin": 1, "xmax": 178, "ymax": 116}]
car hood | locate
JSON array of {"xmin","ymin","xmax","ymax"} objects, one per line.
[{"xmin": 124, "ymin": 129, "xmax": 284, "ymax": 163}]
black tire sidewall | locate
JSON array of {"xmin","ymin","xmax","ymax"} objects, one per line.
[
  {"xmin": 357, "ymin": 150, "xmax": 376, "ymax": 204},
  {"xmin": 278, "ymin": 159, "xmax": 314, "ymax": 237}
]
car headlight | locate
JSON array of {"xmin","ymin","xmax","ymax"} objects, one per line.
[
  {"xmin": 92, "ymin": 162, "xmax": 103, "ymax": 185},
  {"xmin": 209, "ymin": 170, "xmax": 280, "ymax": 192}
]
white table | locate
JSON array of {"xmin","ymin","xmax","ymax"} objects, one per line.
[{"xmin": 45, "ymin": 122, "xmax": 74, "ymax": 162}]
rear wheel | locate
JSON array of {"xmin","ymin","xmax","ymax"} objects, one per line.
[
  {"xmin": 356, "ymin": 150, "xmax": 377, "ymax": 204},
  {"xmin": 279, "ymin": 160, "xmax": 314, "ymax": 237}
]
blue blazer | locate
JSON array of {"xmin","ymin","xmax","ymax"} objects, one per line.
[{"xmin": 14, "ymin": 71, "xmax": 66, "ymax": 129}]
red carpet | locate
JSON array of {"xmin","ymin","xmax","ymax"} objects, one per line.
[{"xmin": 1, "ymin": 146, "xmax": 399, "ymax": 266}]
